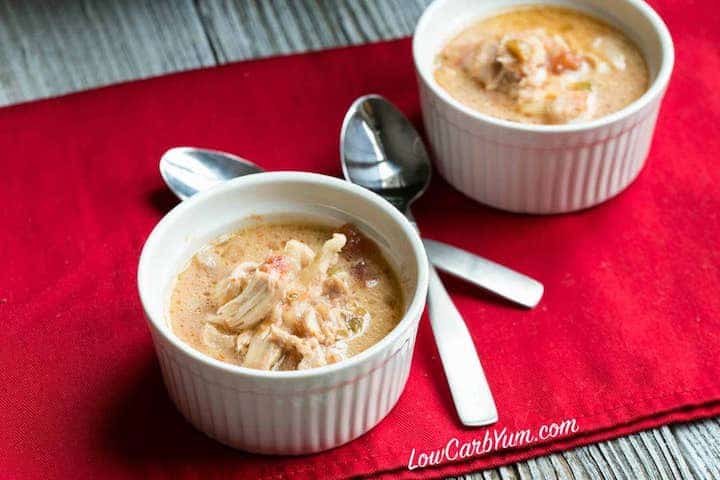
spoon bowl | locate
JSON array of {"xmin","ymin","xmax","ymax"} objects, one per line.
[
  {"xmin": 160, "ymin": 147, "xmax": 262, "ymax": 200},
  {"xmin": 341, "ymin": 95, "xmax": 432, "ymax": 213}
]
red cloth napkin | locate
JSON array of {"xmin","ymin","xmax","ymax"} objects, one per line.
[{"xmin": 1, "ymin": 1, "xmax": 719, "ymax": 477}]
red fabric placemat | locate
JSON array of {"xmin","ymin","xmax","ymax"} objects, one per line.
[{"xmin": 1, "ymin": 1, "xmax": 719, "ymax": 478}]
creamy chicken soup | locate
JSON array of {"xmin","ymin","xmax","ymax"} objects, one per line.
[
  {"xmin": 434, "ymin": 6, "xmax": 649, "ymax": 124},
  {"xmin": 169, "ymin": 219, "xmax": 404, "ymax": 371}
]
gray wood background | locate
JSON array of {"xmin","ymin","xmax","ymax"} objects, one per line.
[{"xmin": 3, "ymin": 1, "xmax": 717, "ymax": 479}]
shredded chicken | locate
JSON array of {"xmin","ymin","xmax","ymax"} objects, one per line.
[
  {"xmin": 213, "ymin": 270, "xmax": 282, "ymax": 330},
  {"xmin": 592, "ymin": 36, "xmax": 627, "ymax": 71},
  {"xmin": 213, "ymin": 261, "xmax": 258, "ymax": 305},
  {"xmin": 235, "ymin": 330, "xmax": 254, "ymax": 356},
  {"xmin": 210, "ymin": 239, "xmax": 316, "ymax": 331},
  {"xmin": 202, "ymin": 232, "xmax": 364, "ymax": 370},
  {"xmin": 451, "ymin": 28, "xmax": 609, "ymax": 123},
  {"xmin": 298, "ymin": 233, "xmax": 346, "ymax": 288},
  {"xmin": 269, "ymin": 326, "xmax": 346, "ymax": 369},
  {"xmin": 547, "ymin": 90, "xmax": 596, "ymax": 124},
  {"xmin": 323, "ymin": 271, "xmax": 350, "ymax": 298},
  {"xmin": 201, "ymin": 324, "xmax": 237, "ymax": 358},
  {"xmin": 242, "ymin": 323, "xmax": 284, "ymax": 370}
]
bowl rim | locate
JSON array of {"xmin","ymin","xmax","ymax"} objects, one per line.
[
  {"xmin": 137, "ymin": 171, "xmax": 429, "ymax": 380},
  {"xmin": 412, "ymin": 0, "xmax": 675, "ymax": 133}
]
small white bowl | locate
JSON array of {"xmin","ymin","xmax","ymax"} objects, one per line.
[
  {"xmin": 137, "ymin": 172, "xmax": 429, "ymax": 454},
  {"xmin": 413, "ymin": 0, "xmax": 674, "ymax": 213}
]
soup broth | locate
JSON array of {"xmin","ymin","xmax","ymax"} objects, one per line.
[
  {"xmin": 434, "ymin": 6, "xmax": 649, "ymax": 124},
  {"xmin": 169, "ymin": 219, "xmax": 404, "ymax": 371}
]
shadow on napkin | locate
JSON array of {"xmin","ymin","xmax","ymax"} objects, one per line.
[
  {"xmin": 146, "ymin": 188, "xmax": 179, "ymax": 216},
  {"xmin": 99, "ymin": 357, "xmax": 239, "ymax": 463}
]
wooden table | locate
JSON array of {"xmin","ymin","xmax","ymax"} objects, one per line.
[{"xmin": 3, "ymin": 1, "xmax": 716, "ymax": 478}]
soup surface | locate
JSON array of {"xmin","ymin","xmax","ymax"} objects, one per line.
[
  {"xmin": 434, "ymin": 6, "xmax": 649, "ymax": 124},
  {"xmin": 169, "ymin": 219, "xmax": 404, "ymax": 370}
]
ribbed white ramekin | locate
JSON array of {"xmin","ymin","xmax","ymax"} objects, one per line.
[
  {"xmin": 413, "ymin": 0, "xmax": 674, "ymax": 214},
  {"xmin": 138, "ymin": 172, "xmax": 429, "ymax": 454}
]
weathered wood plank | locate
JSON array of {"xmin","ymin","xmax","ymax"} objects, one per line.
[
  {"xmin": 0, "ymin": 0, "xmax": 215, "ymax": 105},
  {"xmin": 452, "ymin": 423, "xmax": 705, "ymax": 480},
  {"xmin": 0, "ymin": 1, "xmax": 718, "ymax": 479},
  {"xmin": 194, "ymin": 0, "xmax": 431, "ymax": 62},
  {"xmin": 673, "ymin": 420, "xmax": 720, "ymax": 480},
  {"xmin": 0, "ymin": 0, "xmax": 433, "ymax": 106}
]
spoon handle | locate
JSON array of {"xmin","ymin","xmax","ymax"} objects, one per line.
[
  {"xmin": 427, "ymin": 265, "xmax": 498, "ymax": 426},
  {"xmin": 424, "ymin": 239, "xmax": 544, "ymax": 309}
]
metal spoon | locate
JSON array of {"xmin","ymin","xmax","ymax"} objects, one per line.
[
  {"xmin": 341, "ymin": 94, "xmax": 499, "ymax": 426},
  {"xmin": 160, "ymin": 147, "xmax": 262, "ymax": 200}
]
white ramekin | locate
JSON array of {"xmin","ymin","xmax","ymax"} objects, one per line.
[
  {"xmin": 137, "ymin": 172, "xmax": 429, "ymax": 454},
  {"xmin": 413, "ymin": 0, "xmax": 674, "ymax": 214}
]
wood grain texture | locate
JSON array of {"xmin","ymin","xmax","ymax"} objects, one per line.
[
  {"xmin": 0, "ymin": 1, "xmax": 717, "ymax": 479},
  {"xmin": 0, "ymin": 0, "xmax": 215, "ymax": 105},
  {"xmin": 194, "ymin": 0, "xmax": 430, "ymax": 62}
]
